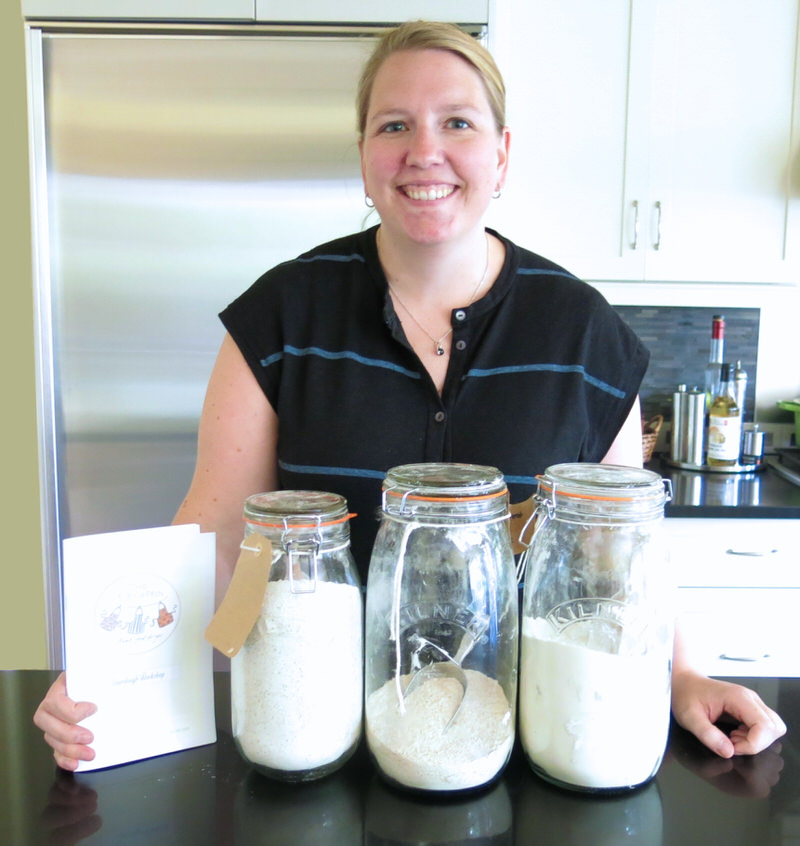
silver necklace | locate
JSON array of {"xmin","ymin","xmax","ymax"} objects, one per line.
[{"xmin": 381, "ymin": 231, "xmax": 491, "ymax": 357}]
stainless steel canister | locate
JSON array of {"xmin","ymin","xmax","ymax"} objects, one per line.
[
  {"xmin": 670, "ymin": 386, "xmax": 705, "ymax": 466},
  {"xmin": 741, "ymin": 426, "xmax": 765, "ymax": 466}
]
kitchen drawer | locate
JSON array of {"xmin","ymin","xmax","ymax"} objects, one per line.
[
  {"xmin": 677, "ymin": 586, "xmax": 800, "ymax": 677},
  {"xmin": 665, "ymin": 518, "xmax": 799, "ymax": 589}
]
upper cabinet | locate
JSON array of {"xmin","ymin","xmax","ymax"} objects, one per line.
[
  {"xmin": 490, "ymin": 0, "xmax": 800, "ymax": 284},
  {"xmin": 254, "ymin": 1, "xmax": 489, "ymax": 24},
  {"xmin": 21, "ymin": 0, "xmax": 255, "ymax": 19},
  {"xmin": 22, "ymin": 0, "xmax": 489, "ymax": 24}
]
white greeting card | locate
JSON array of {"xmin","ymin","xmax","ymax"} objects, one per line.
[{"xmin": 63, "ymin": 523, "xmax": 217, "ymax": 771}]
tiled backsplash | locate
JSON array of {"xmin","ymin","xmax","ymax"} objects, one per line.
[{"xmin": 613, "ymin": 306, "xmax": 760, "ymax": 424}]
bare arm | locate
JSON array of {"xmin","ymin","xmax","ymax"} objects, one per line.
[
  {"xmin": 35, "ymin": 334, "xmax": 278, "ymax": 770},
  {"xmin": 173, "ymin": 331, "xmax": 279, "ymax": 605},
  {"xmin": 601, "ymin": 396, "xmax": 643, "ymax": 467}
]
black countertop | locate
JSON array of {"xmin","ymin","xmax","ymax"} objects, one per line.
[
  {"xmin": 1, "ymin": 671, "xmax": 798, "ymax": 845},
  {"xmin": 647, "ymin": 454, "xmax": 800, "ymax": 518}
]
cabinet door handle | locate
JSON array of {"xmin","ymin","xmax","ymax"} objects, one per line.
[
  {"xmin": 653, "ymin": 201, "xmax": 662, "ymax": 250},
  {"xmin": 719, "ymin": 653, "xmax": 771, "ymax": 662},
  {"xmin": 630, "ymin": 200, "xmax": 639, "ymax": 250},
  {"xmin": 725, "ymin": 548, "xmax": 779, "ymax": 557}
]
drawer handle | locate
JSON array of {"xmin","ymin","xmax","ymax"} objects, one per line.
[
  {"xmin": 653, "ymin": 200, "xmax": 662, "ymax": 251},
  {"xmin": 630, "ymin": 199, "xmax": 640, "ymax": 250},
  {"xmin": 725, "ymin": 548, "xmax": 779, "ymax": 557},
  {"xmin": 719, "ymin": 653, "xmax": 771, "ymax": 662}
]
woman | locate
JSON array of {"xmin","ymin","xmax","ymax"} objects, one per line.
[{"xmin": 35, "ymin": 21, "xmax": 785, "ymax": 771}]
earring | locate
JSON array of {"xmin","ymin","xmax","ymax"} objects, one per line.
[
  {"xmin": 492, "ymin": 188, "xmax": 502, "ymax": 199},
  {"xmin": 364, "ymin": 195, "xmax": 375, "ymax": 208}
]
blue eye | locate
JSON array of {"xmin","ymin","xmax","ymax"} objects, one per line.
[
  {"xmin": 447, "ymin": 118, "xmax": 471, "ymax": 130},
  {"xmin": 381, "ymin": 121, "xmax": 406, "ymax": 133}
]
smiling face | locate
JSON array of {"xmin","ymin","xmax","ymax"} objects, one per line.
[{"xmin": 359, "ymin": 48, "xmax": 510, "ymax": 248}]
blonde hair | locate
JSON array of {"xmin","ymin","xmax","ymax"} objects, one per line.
[{"xmin": 356, "ymin": 20, "xmax": 506, "ymax": 137}]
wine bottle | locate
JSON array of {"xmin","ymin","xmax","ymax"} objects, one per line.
[
  {"xmin": 703, "ymin": 315, "xmax": 725, "ymax": 410},
  {"xmin": 707, "ymin": 363, "xmax": 742, "ymax": 466},
  {"xmin": 733, "ymin": 360, "xmax": 748, "ymax": 422}
]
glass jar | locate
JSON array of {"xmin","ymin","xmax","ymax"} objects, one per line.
[
  {"xmin": 365, "ymin": 463, "xmax": 518, "ymax": 793},
  {"xmin": 231, "ymin": 491, "xmax": 363, "ymax": 781},
  {"xmin": 519, "ymin": 464, "xmax": 674, "ymax": 793}
]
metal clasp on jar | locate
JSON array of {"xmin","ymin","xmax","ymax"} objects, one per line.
[
  {"xmin": 381, "ymin": 483, "xmax": 422, "ymax": 517},
  {"xmin": 515, "ymin": 485, "xmax": 557, "ymax": 584},
  {"xmin": 282, "ymin": 515, "xmax": 322, "ymax": 593}
]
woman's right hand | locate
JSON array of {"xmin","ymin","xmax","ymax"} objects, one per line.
[{"xmin": 33, "ymin": 672, "xmax": 97, "ymax": 771}]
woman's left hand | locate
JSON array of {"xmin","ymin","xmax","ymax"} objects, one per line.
[{"xmin": 671, "ymin": 670, "xmax": 787, "ymax": 758}]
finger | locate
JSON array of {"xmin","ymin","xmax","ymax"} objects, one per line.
[
  {"xmin": 723, "ymin": 696, "xmax": 787, "ymax": 756},
  {"xmin": 51, "ymin": 742, "xmax": 96, "ymax": 772},
  {"xmin": 34, "ymin": 682, "xmax": 97, "ymax": 732},
  {"xmin": 680, "ymin": 713, "xmax": 736, "ymax": 758},
  {"xmin": 720, "ymin": 688, "xmax": 786, "ymax": 733},
  {"xmin": 729, "ymin": 717, "xmax": 787, "ymax": 756},
  {"xmin": 35, "ymin": 707, "xmax": 96, "ymax": 751},
  {"xmin": 43, "ymin": 726, "xmax": 97, "ymax": 767},
  {"xmin": 52, "ymin": 753, "xmax": 79, "ymax": 773}
]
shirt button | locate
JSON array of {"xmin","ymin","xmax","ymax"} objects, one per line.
[
  {"xmin": 454, "ymin": 310, "xmax": 467, "ymax": 321},
  {"xmin": 455, "ymin": 340, "xmax": 467, "ymax": 351},
  {"xmin": 434, "ymin": 411, "xmax": 446, "ymax": 423}
]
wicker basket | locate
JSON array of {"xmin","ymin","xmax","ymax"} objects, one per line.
[{"xmin": 641, "ymin": 415, "xmax": 663, "ymax": 464}]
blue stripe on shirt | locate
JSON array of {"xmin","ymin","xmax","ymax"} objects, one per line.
[
  {"xmin": 502, "ymin": 473, "xmax": 540, "ymax": 487},
  {"xmin": 279, "ymin": 462, "xmax": 540, "ymax": 490},
  {"xmin": 279, "ymin": 460, "xmax": 387, "ymax": 480},
  {"xmin": 463, "ymin": 363, "xmax": 626, "ymax": 399},
  {"xmin": 295, "ymin": 253, "xmax": 366, "ymax": 264},
  {"xmin": 517, "ymin": 267, "xmax": 577, "ymax": 281},
  {"xmin": 261, "ymin": 346, "xmax": 421, "ymax": 379}
]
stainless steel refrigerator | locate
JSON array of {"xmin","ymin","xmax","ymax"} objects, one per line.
[{"xmin": 25, "ymin": 18, "xmax": 486, "ymax": 666}]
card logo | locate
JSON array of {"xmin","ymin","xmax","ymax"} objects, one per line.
[{"xmin": 95, "ymin": 575, "xmax": 180, "ymax": 653}]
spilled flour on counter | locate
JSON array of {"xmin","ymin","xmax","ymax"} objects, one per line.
[
  {"xmin": 366, "ymin": 669, "xmax": 513, "ymax": 790},
  {"xmin": 231, "ymin": 579, "xmax": 362, "ymax": 772}
]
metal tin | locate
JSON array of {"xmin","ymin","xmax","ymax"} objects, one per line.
[
  {"xmin": 741, "ymin": 426, "xmax": 765, "ymax": 466},
  {"xmin": 670, "ymin": 385, "xmax": 705, "ymax": 466}
]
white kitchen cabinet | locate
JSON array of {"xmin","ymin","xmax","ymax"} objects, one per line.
[
  {"xmin": 22, "ymin": 0, "xmax": 490, "ymax": 25},
  {"xmin": 666, "ymin": 518, "xmax": 800, "ymax": 677},
  {"xmin": 491, "ymin": 0, "xmax": 800, "ymax": 285},
  {"xmin": 21, "ymin": 0, "xmax": 255, "ymax": 18},
  {"xmin": 255, "ymin": 1, "xmax": 490, "ymax": 24}
]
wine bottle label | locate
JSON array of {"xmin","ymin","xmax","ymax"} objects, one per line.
[{"xmin": 707, "ymin": 414, "xmax": 742, "ymax": 461}]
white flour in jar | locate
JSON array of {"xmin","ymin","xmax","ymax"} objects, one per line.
[
  {"xmin": 366, "ymin": 668, "xmax": 513, "ymax": 791},
  {"xmin": 231, "ymin": 579, "xmax": 363, "ymax": 772},
  {"xmin": 519, "ymin": 616, "xmax": 671, "ymax": 789}
]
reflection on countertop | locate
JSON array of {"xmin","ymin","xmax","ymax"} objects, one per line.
[
  {"xmin": 648, "ymin": 455, "xmax": 800, "ymax": 517},
  {"xmin": 2, "ymin": 672, "xmax": 797, "ymax": 846}
]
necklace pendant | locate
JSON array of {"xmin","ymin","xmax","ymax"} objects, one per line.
[{"xmin": 436, "ymin": 344, "xmax": 445, "ymax": 356}]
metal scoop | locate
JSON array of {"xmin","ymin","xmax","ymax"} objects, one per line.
[{"xmin": 402, "ymin": 616, "xmax": 488, "ymax": 730}]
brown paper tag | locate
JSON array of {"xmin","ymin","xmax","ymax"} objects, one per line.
[
  {"xmin": 509, "ymin": 496, "xmax": 536, "ymax": 556},
  {"xmin": 204, "ymin": 535, "xmax": 272, "ymax": 658}
]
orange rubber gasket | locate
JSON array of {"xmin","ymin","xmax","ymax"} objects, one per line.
[
  {"xmin": 383, "ymin": 488, "xmax": 507, "ymax": 504},
  {"xmin": 244, "ymin": 512, "xmax": 357, "ymax": 529},
  {"xmin": 537, "ymin": 476, "xmax": 662, "ymax": 503}
]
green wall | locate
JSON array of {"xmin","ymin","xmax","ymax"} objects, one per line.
[{"xmin": 0, "ymin": 2, "xmax": 48, "ymax": 669}]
